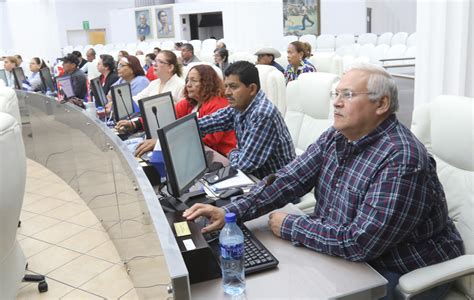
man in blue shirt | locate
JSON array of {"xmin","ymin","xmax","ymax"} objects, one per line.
[{"xmin": 198, "ymin": 61, "xmax": 295, "ymax": 178}]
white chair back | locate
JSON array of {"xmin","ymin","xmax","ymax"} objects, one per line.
[
  {"xmin": 285, "ymin": 72, "xmax": 339, "ymax": 213},
  {"xmin": 377, "ymin": 32, "xmax": 393, "ymax": 45},
  {"xmin": 0, "ymin": 112, "xmax": 26, "ymax": 299},
  {"xmin": 406, "ymin": 32, "xmax": 417, "ymax": 47},
  {"xmin": 391, "ymin": 32, "xmax": 408, "ymax": 46},
  {"xmin": 335, "ymin": 34, "xmax": 355, "ymax": 49},
  {"xmin": 357, "ymin": 33, "xmax": 378, "ymax": 45},
  {"xmin": 309, "ymin": 53, "xmax": 343, "ymax": 77},
  {"xmin": 316, "ymin": 34, "xmax": 335, "ymax": 52},
  {"xmin": 256, "ymin": 65, "xmax": 287, "ymax": 116},
  {"xmin": 411, "ymin": 95, "xmax": 474, "ymax": 297},
  {"xmin": 0, "ymin": 85, "xmax": 21, "ymax": 124}
]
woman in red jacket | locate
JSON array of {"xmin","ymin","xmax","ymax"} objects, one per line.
[{"xmin": 135, "ymin": 64, "xmax": 236, "ymax": 157}]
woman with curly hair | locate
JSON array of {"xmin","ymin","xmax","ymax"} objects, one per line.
[{"xmin": 134, "ymin": 64, "xmax": 236, "ymax": 158}]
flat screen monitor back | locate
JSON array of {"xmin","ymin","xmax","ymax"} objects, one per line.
[
  {"xmin": 138, "ymin": 92, "xmax": 177, "ymax": 140},
  {"xmin": 111, "ymin": 83, "xmax": 134, "ymax": 122},
  {"xmin": 0, "ymin": 70, "xmax": 7, "ymax": 86},
  {"xmin": 39, "ymin": 67, "xmax": 56, "ymax": 93},
  {"xmin": 90, "ymin": 77, "xmax": 108, "ymax": 107},
  {"xmin": 157, "ymin": 113, "xmax": 208, "ymax": 198},
  {"xmin": 56, "ymin": 75, "xmax": 75, "ymax": 99},
  {"xmin": 12, "ymin": 67, "xmax": 26, "ymax": 89}
]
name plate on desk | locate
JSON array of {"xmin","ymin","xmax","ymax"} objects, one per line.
[{"xmin": 165, "ymin": 212, "xmax": 221, "ymax": 284}]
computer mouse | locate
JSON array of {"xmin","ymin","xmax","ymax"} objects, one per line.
[{"xmin": 219, "ymin": 187, "xmax": 244, "ymax": 199}]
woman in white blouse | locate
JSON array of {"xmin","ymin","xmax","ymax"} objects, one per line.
[{"xmin": 133, "ymin": 50, "xmax": 184, "ymax": 103}]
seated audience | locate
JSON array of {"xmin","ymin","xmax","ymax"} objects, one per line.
[
  {"xmin": 117, "ymin": 50, "xmax": 129, "ymax": 62},
  {"xmin": 135, "ymin": 50, "xmax": 144, "ymax": 56},
  {"xmin": 61, "ymin": 53, "xmax": 88, "ymax": 100},
  {"xmin": 284, "ymin": 41, "xmax": 316, "ymax": 84},
  {"xmin": 72, "ymin": 50, "xmax": 87, "ymax": 69},
  {"xmin": 143, "ymin": 53, "xmax": 156, "ymax": 72},
  {"xmin": 81, "ymin": 48, "xmax": 96, "ymax": 74},
  {"xmin": 214, "ymin": 48, "xmax": 230, "ymax": 75},
  {"xmin": 128, "ymin": 64, "xmax": 237, "ymax": 158},
  {"xmin": 112, "ymin": 55, "xmax": 149, "ymax": 95},
  {"xmin": 181, "ymin": 43, "xmax": 200, "ymax": 66},
  {"xmin": 27, "ymin": 57, "xmax": 48, "ymax": 92},
  {"xmin": 184, "ymin": 63, "xmax": 464, "ymax": 300},
  {"xmin": 96, "ymin": 54, "xmax": 119, "ymax": 97},
  {"xmin": 134, "ymin": 50, "xmax": 184, "ymax": 103},
  {"xmin": 2, "ymin": 56, "xmax": 19, "ymax": 87},
  {"xmin": 197, "ymin": 61, "xmax": 295, "ymax": 178},
  {"xmin": 110, "ymin": 55, "xmax": 149, "ymax": 111},
  {"xmin": 153, "ymin": 47, "xmax": 161, "ymax": 56},
  {"xmin": 254, "ymin": 47, "xmax": 285, "ymax": 73}
]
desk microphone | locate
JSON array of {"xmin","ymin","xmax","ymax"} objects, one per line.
[
  {"xmin": 117, "ymin": 88, "xmax": 132, "ymax": 122},
  {"xmin": 151, "ymin": 106, "xmax": 160, "ymax": 128},
  {"xmin": 238, "ymin": 174, "xmax": 276, "ymax": 224}
]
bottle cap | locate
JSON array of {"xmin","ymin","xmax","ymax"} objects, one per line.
[{"xmin": 225, "ymin": 212, "xmax": 236, "ymax": 223}]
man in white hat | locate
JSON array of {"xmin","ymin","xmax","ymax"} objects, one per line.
[{"xmin": 254, "ymin": 47, "xmax": 285, "ymax": 73}]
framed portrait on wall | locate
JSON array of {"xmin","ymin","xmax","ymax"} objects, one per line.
[
  {"xmin": 283, "ymin": 0, "xmax": 320, "ymax": 36},
  {"xmin": 155, "ymin": 7, "xmax": 174, "ymax": 38},
  {"xmin": 135, "ymin": 9, "xmax": 152, "ymax": 40}
]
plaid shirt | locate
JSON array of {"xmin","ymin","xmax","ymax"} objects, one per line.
[
  {"xmin": 284, "ymin": 59, "xmax": 317, "ymax": 84},
  {"xmin": 224, "ymin": 115, "xmax": 464, "ymax": 273},
  {"xmin": 198, "ymin": 90, "xmax": 295, "ymax": 179}
]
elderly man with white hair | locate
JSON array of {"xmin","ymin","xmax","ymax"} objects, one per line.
[{"xmin": 183, "ymin": 62, "xmax": 464, "ymax": 300}]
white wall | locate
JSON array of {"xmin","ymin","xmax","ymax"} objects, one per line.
[
  {"xmin": 320, "ymin": 0, "xmax": 366, "ymax": 35},
  {"xmin": 366, "ymin": 0, "xmax": 416, "ymax": 34},
  {"xmin": 109, "ymin": 0, "xmax": 366, "ymax": 52},
  {"xmin": 55, "ymin": 0, "xmax": 133, "ymax": 46}
]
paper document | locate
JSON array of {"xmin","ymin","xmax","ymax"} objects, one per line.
[{"xmin": 208, "ymin": 169, "xmax": 254, "ymax": 192}]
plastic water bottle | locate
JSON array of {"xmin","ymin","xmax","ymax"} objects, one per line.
[{"xmin": 219, "ymin": 212, "xmax": 245, "ymax": 296}]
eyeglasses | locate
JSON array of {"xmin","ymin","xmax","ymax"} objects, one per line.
[
  {"xmin": 153, "ymin": 59, "xmax": 170, "ymax": 65},
  {"xmin": 329, "ymin": 89, "xmax": 374, "ymax": 101},
  {"xmin": 117, "ymin": 57, "xmax": 130, "ymax": 69}
]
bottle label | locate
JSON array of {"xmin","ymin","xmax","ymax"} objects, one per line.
[{"xmin": 220, "ymin": 243, "xmax": 244, "ymax": 259}]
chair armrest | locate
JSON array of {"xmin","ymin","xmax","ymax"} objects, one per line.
[{"xmin": 397, "ymin": 255, "xmax": 474, "ymax": 295}]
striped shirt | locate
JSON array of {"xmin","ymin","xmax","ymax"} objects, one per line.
[
  {"xmin": 284, "ymin": 59, "xmax": 317, "ymax": 84},
  {"xmin": 198, "ymin": 89, "xmax": 295, "ymax": 179},
  {"xmin": 224, "ymin": 115, "xmax": 464, "ymax": 273}
]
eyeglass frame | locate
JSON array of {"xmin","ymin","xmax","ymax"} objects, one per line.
[
  {"xmin": 117, "ymin": 57, "xmax": 130, "ymax": 69},
  {"xmin": 153, "ymin": 58, "xmax": 170, "ymax": 65},
  {"xmin": 329, "ymin": 89, "xmax": 375, "ymax": 102}
]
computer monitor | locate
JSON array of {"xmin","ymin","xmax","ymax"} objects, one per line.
[
  {"xmin": 12, "ymin": 67, "xmax": 26, "ymax": 90},
  {"xmin": 111, "ymin": 83, "xmax": 134, "ymax": 122},
  {"xmin": 39, "ymin": 67, "xmax": 56, "ymax": 93},
  {"xmin": 157, "ymin": 113, "xmax": 208, "ymax": 198},
  {"xmin": 90, "ymin": 77, "xmax": 108, "ymax": 107},
  {"xmin": 0, "ymin": 70, "xmax": 7, "ymax": 86},
  {"xmin": 138, "ymin": 91, "xmax": 177, "ymax": 140},
  {"xmin": 56, "ymin": 75, "xmax": 75, "ymax": 99}
]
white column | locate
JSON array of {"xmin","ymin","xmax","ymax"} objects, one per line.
[{"xmin": 414, "ymin": 0, "xmax": 473, "ymax": 106}]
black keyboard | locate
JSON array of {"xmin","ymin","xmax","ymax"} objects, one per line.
[
  {"xmin": 203, "ymin": 222, "xmax": 279, "ymax": 275},
  {"xmin": 241, "ymin": 225, "xmax": 279, "ymax": 274}
]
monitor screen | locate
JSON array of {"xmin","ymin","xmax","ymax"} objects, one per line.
[
  {"xmin": 56, "ymin": 75, "xmax": 75, "ymax": 99},
  {"xmin": 12, "ymin": 67, "xmax": 26, "ymax": 90},
  {"xmin": 158, "ymin": 113, "xmax": 208, "ymax": 198},
  {"xmin": 90, "ymin": 77, "xmax": 108, "ymax": 107},
  {"xmin": 39, "ymin": 67, "xmax": 56, "ymax": 93},
  {"xmin": 111, "ymin": 83, "xmax": 134, "ymax": 122},
  {"xmin": 0, "ymin": 70, "xmax": 7, "ymax": 86},
  {"xmin": 138, "ymin": 92, "xmax": 177, "ymax": 140}
]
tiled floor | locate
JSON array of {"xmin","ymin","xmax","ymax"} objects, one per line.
[{"xmin": 17, "ymin": 159, "xmax": 140, "ymax": 299}]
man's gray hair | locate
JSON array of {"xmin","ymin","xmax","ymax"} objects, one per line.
[{"xmin": 346, "ymin": 62, "xmax": 399, "ymax": 114}]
